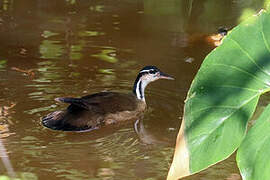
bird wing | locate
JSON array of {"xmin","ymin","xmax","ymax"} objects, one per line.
[
  {"xmin": 54, "ymin": 92, "xmax": 113, "ymax": 110},
  {"xmin": 55, "ymin": 97, "xmax": 90, "ymax": 110},
  {"xmin": 55, "ymin": 92, "xmax": 137, "ymax": 112}
]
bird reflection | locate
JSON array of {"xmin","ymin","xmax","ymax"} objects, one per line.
[{"xmin": 134, "ymin": 117, "xmax": 169, "ymax": 145}]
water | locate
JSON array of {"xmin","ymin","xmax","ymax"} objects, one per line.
[{"xmin": 0, "ymin": 0, "xmax": 267, "ymax": 179}]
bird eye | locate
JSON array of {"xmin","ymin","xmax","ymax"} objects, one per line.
[{"xmin": 149, "ymin": 70, "xmax": 156, "ymax": 74}]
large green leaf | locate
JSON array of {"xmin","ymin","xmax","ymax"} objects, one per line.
[
  {"xmin": 168, "ymin": 9, "xmax": 270, "ymax": 179},
  {"xmin": 237, "ymin": 104, "xmax": 270, "ymax": 180}
]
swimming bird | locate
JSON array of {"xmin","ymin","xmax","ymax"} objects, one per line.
[{"xmin": 42, "ymin": 66, "xmax": 174, "ymax": 131}]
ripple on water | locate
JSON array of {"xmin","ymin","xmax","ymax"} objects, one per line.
[
  {"xmin": 39, "ymin": 40, "xmax": 64, "ymax": 60},
  {"xmin": 10, "ymin": 120, "xmax": 174, "ymax": 179}
]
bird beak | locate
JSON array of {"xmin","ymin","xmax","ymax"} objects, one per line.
[{"xmin": 159, "ymin": 72, "xmax": 174, "ymax": 80}]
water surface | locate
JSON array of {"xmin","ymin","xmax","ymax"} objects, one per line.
[{"xmin": 0, "ymin": 0, "xmax": 268, "ymax": 179}]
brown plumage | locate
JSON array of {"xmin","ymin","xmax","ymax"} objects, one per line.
[{"xmin": 42, "ymin": 66, "xmax": 174, "ymax": 131}]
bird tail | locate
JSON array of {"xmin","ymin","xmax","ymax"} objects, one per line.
[{"xmin": 42, "ymin": 111, "xmax": 66, "ymax": 130}]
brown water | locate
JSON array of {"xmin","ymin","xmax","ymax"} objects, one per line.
[{"xmin": 0, "ymin": 0, "xmax": 267, "ymax": 179}]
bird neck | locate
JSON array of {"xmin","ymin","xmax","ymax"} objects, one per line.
[{"xmin": 133, "ymin": 74, "xmax": 149, "ymax": 102}]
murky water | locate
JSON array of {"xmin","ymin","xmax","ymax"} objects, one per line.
[{"xmin": 0, "ymin": 0, "xmax": 267, "ymax": 179}]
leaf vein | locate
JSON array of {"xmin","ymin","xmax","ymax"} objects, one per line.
[
  {"xmin": 211, "ymin": 63, "xmax": 267, "ymax": 86},
  {"xmin": 260, "ymin": 16, "xmax": 270, "ymax": 54},
  {"xmin": 195, "ymin": 93, "xmax": 260, "ymax": 146},
  {"xmin": 229, "ymin": 37, "xmax": 270, "ymax": 77},
  {"xmin": 205, "ymin": 85, "xmax": 259, "ymax": 92},
  {"xmin": 190, "ymin": 106, "xmax": 237, "ymax": 115}
]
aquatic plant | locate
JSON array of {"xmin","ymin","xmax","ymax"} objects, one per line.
[{"xmin": 168, "ymin": 5, "xmax": 270, "ymax": 180}]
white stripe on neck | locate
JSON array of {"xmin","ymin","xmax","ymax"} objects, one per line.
[
  {"xmin": 135, "ymin": 79, "xmax": 146, "ymax": 101},
  {"xmin": 136, "ymin": 79, "xmax": 144, "ymax": 101},
  {"xmin": 135, "ymin": 77, "xmax": 152, "ymax": 101}
]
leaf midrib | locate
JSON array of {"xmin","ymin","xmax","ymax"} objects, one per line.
[{"xmin": 229, "ymin": 37, "xmax": 270, "ymax": 76}]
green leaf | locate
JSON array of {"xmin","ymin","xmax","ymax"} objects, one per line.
[
  {"xmin": 168, "ymin": 9, "xmax": 270, "ymax": 179},
  {"xmin": 237, "ymin": 104, "xmax": 270, "ymax": 180}
]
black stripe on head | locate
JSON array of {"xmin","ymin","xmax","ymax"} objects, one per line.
[
  {"xmin": 133, "ymin": 66, "xmax": 160, "ymax": 96},
  {"xmin": 139, "ymin": 66, "xmax": 160, "ymax": 74},
  {"xmin": 140, "ymin": 65, "xmax": 159, "ymax": 71}
]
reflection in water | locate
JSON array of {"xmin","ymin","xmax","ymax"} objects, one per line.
[
  {"xmin": 0, "ymin": 102, "xmax": 16, "ymax": 138},
  {"xmin": 0, "ymin": 0, "xmax": 268, "ymax": 179},
  {"xmin": 135, "ymin": 118, "xmax": 170, "ymax": 145},
  {"xmin": 0, "ymin": 138, "xmax": 16, "ymax": 178},
  {"xmin": 0, "ymin": 102, "xmax": 16, "ymax": 178},
  {"xmin": 78, "ymin": 30, "xmax": 105, "ymax": 37},
  {"xmin": 89, "ymin": 5, "xmax": 104, "ymax": 13},
  {"xmin": 92, "ymin": 49, "xmax": 118, "ymax": 63},
  {"xmin": 0, "ymin": 60, "xmax": 7, "ymax": 71},
  {"xmin": 41, "ymin": 30, "xmax": 59, "ymax": 39},
  {"xmin": 9, "ymin": 125, "xmax": 173, "ymax": 179},
  {"xmin": 39, "ymin": 40, "xmax": 64, "ymax": 59}
]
